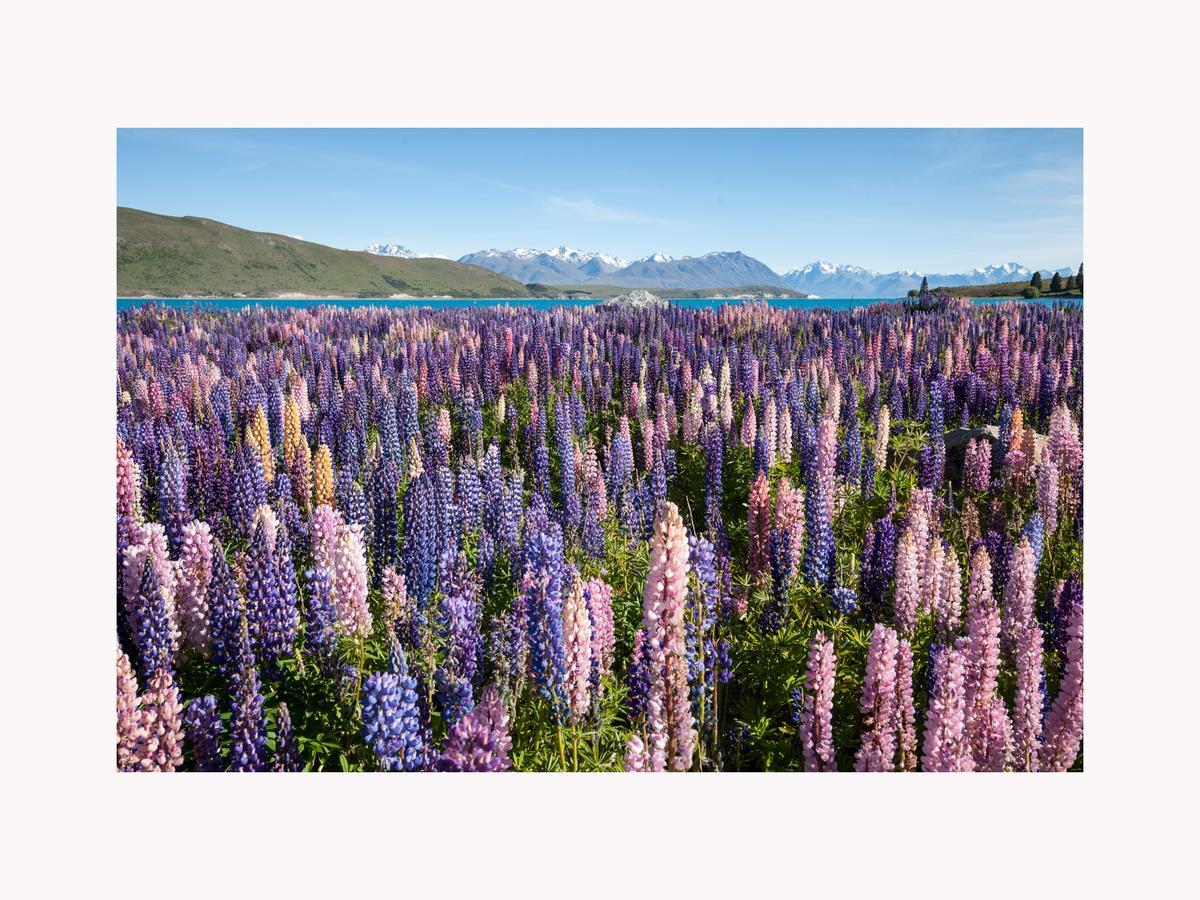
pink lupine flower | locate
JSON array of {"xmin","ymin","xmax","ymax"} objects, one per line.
[
  {"xmin": 774, "ymin": 477, "xmax": 805, "ymax": 576},
  {"xmin": 1037, "ymin": 456, "xmax": 1060, "ymax": 536},
  {"xmin": 176, "ymin": 521, "xmax": 214, "ymax": 658},
  {"xmin": 381, "ymin": 565, "xmax": 408, "ymax": 630},
  {"xmin": 740, "ymin": 400, "xmax": 757, "ymax": 448},
  {"xmin": 1047, "ymin": 402, "xmax": 1083, "ymax": 515},
  {"xmin": 893, "ymin": 528, "xmax": 920, "ymax": 637},
  {"xmin": 921, "ymin": 642, "xmax": 974, "ymax": 772},
  {"xmin": 855, "ymin": 624, "xmax": 900, "ymax": 772},
  {"xmin": 116, "ymin": 435, "xmax": 143, "ymax": 527},
  {"xmin": 627, "ymin": 501, "xmax": 695, "ymax": 772},
  {"xmin": 1040, "ymin": 592, "xmax": 1083, "ymax": 771},
  {"xmin": 1011, "ymin": 618, "xmax": 1044, "ymax": 772},
  {"xmin": 129, "ymin": 669, "xmax": 185, "ymax": 772},
  {"xmin": 309, "ymin": 504, "xmax": 343, "ymax": 573},
  {"xmin": 894, "ymin": 638, "xmax": 918, "ymax": 771},
  {"xmin": 116, "ymin": 650, "xmax": 140, "ymax": 770},
  {"xmin": 121, "ymin": 522, "xmax": 180, "ymax": 650},
  {"xmin": 623, "ymin": 733, "xmax": 648, "ymax": 772},
  {"xmin": 251, "ymin": 503, "xmax": 279, "ymax": 554},
  {"xmin": 799, "ymin": 631, "xmax": 836, "ymax": 771},
  {"xmin": 1003, "ymin": 537, "xmax": 1036, "ymax": 653},
  {"xmin": 562, "ymin": 573, "xmax": 593, "ymax": 723},
  {"xmin": 964, "ymin": 547, "xmax": 1003, "ymax": 772},
  {"xmin": 934, "ymin": 545, "xmax": 962, "ymax": 637},
  {"xmin": 584, "ymin": 578, "xmax": 615, "ymax": 682},
  {"xmin": 777, "ymin": 412, "xmax": 793, "ymax": 463},
  {"xmin": 763, "ymin": 397, "xmax": 778, "ymax": 468},
  {"xmin": 747, "ymin": 472, "xmax": 771, "ymax": 581},
  {"xmin": 817, "ymin": 416, "xmax": 837, "ymax": 515},
  {"xmin": 873, "ymin": 404, "xmax": 890, "ymax": 473},
  {"xmin": 922, "ymin": 537, "xmax": 944, "ymax": 617},
  {"xmin": 334, "ymin": 523, "xmax": 372, "ymax": 638}
]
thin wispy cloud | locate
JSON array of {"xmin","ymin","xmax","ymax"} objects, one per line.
[
  {"xmin": 220, "ymin": 162, "xmax": 269, "ymax": 175},
  {"xmin": 545, "ymin": 196, "xmax": 660, "ymax": 223}
]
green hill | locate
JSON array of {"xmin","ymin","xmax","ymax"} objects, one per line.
[
  {"xmin": 117, "ymin": 208, "xmax": 532, "ymax": 298},
  {"xmin": 932, "ymin": 280, "xmax": 1083, "ymax": 299}
]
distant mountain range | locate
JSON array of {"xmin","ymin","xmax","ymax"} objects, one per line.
[
  {"xmin": 363, "ymin": 242, "xmax": 447, "ymax": 260},
  {"xmin": 450, "ymin": 245, "xmax": 1074, "ymax": 296},
  {"xmin": 779, "ymin": 261, "xmax": 1075, "ymax": 298}
]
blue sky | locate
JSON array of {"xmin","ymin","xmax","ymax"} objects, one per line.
[{"xmin": 117, "ymin": 129, "xmax": 1082, "ymax": 273}]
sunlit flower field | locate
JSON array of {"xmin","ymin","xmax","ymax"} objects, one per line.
[{"xmin": 115, "ymin": 296, "xmax": 1082, "ymax": 772}]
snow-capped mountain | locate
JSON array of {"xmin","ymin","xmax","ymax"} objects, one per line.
[
  {"xmin": 457, "ymin": 246, "xmax": 630, "ymax": 283},
  {"xmin": 781, "ymin": 261, "xmax": 1075, "ymax": 298},
  {"xmin": 605, "ymin": 251, "xmax": 789, "ymax": 290},
  {"xmin": 364, "ymin": 243, "xmax": 446, "ymax": 260}
]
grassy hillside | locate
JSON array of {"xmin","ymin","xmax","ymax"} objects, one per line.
[
  {"xmin": 117, "ymin": 208, "xmax": 532, "ymax": 298},
  {"xmin": 934, "ymin": 280, "xmax": 1083, "ymax": 299},
  {"xmin": 526, "ymin": 283, "xmax": 805, "ymax": 299}
]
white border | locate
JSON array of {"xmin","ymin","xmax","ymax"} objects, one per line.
[{"xmin": 5, "ymin": 0, "xmax": 1197, "ymax": 895}]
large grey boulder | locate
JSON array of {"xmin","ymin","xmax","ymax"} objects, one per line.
[
  {"xmin": 944, "ymin": 424, "xmax": 1046, "ymax": 486},
  {"xmin": 598, "ymin": 289, "xmax": 668, "ymax": 310}
]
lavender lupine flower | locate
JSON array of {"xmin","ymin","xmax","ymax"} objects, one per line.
[
  {"xmin": 128, "ymin": 669, "xmax": 185, "ymax": 772},
  {"xmin": 1011, "ymin": 616, "xmax": 1045, "ymax": 772},
  {"xmin": 1040, "ymin": 588, "xmax": 1083, "ymax": 771},
  {"xmin": 520, "ymin": 509, "xmax": 569, "ymax": 721},
  {"xmin": 855, "ymin": 624, "xmax": 900, "ymax": 772},
  {"xmin": 381, "ymin": 564, "xmax": 409, "ymax": 633},
  {"xmin": 184, "ymin": 695, "xmax": 223, "ymax": 772},
  {"xmin": 921, "ymin": 643, "xmax": 974, "ymax": 771},
  {"xmin": 625, "ymin": 502, "xmax": 696, "ymax": 772},
  {"xmin": 158, "ymin": 443, "xmax": 190, "ymax": 555},
  {"xmin": 584, "ymin": 578, "xmax": 615, "ymax": 686},
  {"xmin": 133, "ymin": 557, "xmax": 176, "ymax": 683},
  {"xmin": 438, "ymin": 550, "xmax": 480, "ymax": 687},
  {"xmin": 206, "ymin": 545, "xmax": 241, "ymax": 682},
  {"xmin": 1037, "ymin": 457, "xmax": 1060, "ymax": 537},
  {"xmin": 403, "ymin": 473, "xmax": 438, "ymax": 611},
  {"xmin": 963, "ymin": 438, "xmax": 992, "ymax": 494},
  {"xmin": 273, "ymin": 702, "xmax": 300, "ymax": 772},
  {"xmin": 802, "ymin": 461, "xmax": 834, "ymax": 587},
  {"xmin": 361, "ymin": 672, "xmax": 407, "ymax": 772},
  {"xmin": 435, "ymin": 685, "xmax": 513, "ymax": 772},
  {"xmin": 562, "ymin": 573, "xmax": 593, "ymax": 722},
  {"xmin": 300, "ymin": 568, "xmax": 336, "ymax": 674},
  {"xmin": 799, "ymin": 631, "xmax": 836, "ymax": 771},
  {"xmin": 176, "ymin": 521, "xmax": 213, "ymax": 659}
]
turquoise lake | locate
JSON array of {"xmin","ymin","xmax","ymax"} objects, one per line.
[{"xmin": 117, "ymin": 296, "xmax": 1080, "ymax": 313}]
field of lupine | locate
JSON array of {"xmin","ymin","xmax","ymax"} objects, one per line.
[{"xmin": 115, "ymin": 297, "xmax": 1083, "ymax": 772}]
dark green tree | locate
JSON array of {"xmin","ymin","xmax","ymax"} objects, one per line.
[
  {"xmin": 1076, "ymin": 263, "xmax": 1083, "ymax": 292},
  {"xmin": 1050, "ymin": 271, "xmax": 1063, "ymax": 292},
  {"xmin": 1022, "ymin": 286, "xmax": 1041, "ymax": 299},
  {"xmin": 1031, "ymin": 271, "xmax": 1043, "ymax": 289},
  {"xmin": 907, "ymin": 289, "xmax": 919, "ymax": 298},
  {"xmin": 919, "ymin": 276, "xmax": 929, "ymax": 293}
]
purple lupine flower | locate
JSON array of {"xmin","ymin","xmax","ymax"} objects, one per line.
[
  {"xmin": 158, "ymin": 442, "xmax": 190, "ymax": 555},
  {"xmin": 206, "ymin": 543, "xmax": 241, "ymax": 682},
  {"xmin": 435, "ymin": 685, "xmax": 513, "ymax": 771},
  {"xmin": 519, "ymin": 508, "xmax": 569, "ymax": 721},
  {"xmin": 184, "ymin": 694, "xmax": 223, "ymax": 772},
  {"xmin": 799, "ymin": 631, "xmax": 836, "ymax": 771},
  {"xmin": 274, "ymin": 702, "xmax": 300, "ymax": 772},
  {"xmin": 230, "ymin": 623, "xmax": 267, "ymax": 772},
  {"xmin": 361, "ymin": 671, "xmax": 407, "ymax": 772}
]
